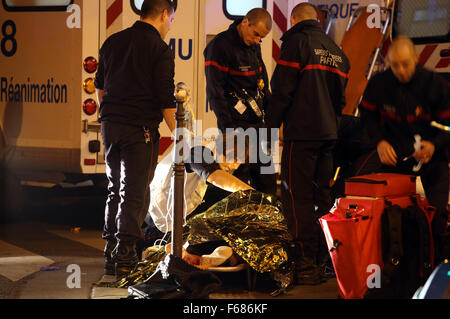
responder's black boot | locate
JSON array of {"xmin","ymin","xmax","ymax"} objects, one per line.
[
  {"xmin": 318, "ymin": 255, "xmax": 335, "ymax": 281},
  {"xmin": 103, "ymin": 240, "xmax": 116, "ymax": 276},
  {"xmin": 113, "ymin": 242, "xmax": 138, "ymax": 279},
  {"xmin": 295, "ymin": 256, "xmax": 323, "ymax": 285}
]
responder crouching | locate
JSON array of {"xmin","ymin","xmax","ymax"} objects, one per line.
[{"xmin": 358, "ymin": 36, "xmax": 450, "ymax": 265}]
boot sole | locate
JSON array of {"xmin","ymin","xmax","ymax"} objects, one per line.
[
  {"xmin": 104, "ymin": 269, "xmax": 116, "ymax": 276},
  {"xmin": 104, "ymin": 261, "xmax": 115, "ymax": 276},
  {"xmin": 296, "ymin": 279, "xmax": 323, "ymax": 286},
  {"xmin": 296, "ymin": 273, "xmax": 324, "ymax": 285}
]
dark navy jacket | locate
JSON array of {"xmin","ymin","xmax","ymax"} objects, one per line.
[
  {"xmin": 95, "ymin": 21, "xmax": 175, "ymax": 130},
  {"xmin": 359, "ymin": 65, "xmax": 450, "ymax": 159},
  {"xmin": 204, "ymin": 19, "xmax": 270, "ymax": 132},
  {"xmin": 267, "ymin": 20, "xmax": 350, "ymax": 141}
]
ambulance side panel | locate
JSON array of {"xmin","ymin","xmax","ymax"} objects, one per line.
[
  {"xmin": 81, "ymin": 0, "xmax": 103, "ymax": 173},
  {"xmin": 0, "ymin": 1, "xmax": 84, "ymax": 178}
]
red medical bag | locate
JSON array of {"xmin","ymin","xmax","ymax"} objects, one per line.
[
  {"xmin": 320, "ymin": 174, "xmax": 435, "ymax": 299},
  {"xmin": 344, "ymin": 173, "xmax": 416, "ymax": 197}
]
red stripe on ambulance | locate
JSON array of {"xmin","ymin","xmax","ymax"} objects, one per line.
[
  {"xmin": 107, "ymin": 0, "xmax": 123, "ymax": 29},
  {"xmin": 418, "ymin": 44, "xmax": 437, "ymax": 66}
]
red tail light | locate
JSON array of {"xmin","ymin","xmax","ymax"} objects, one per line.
[
  {"xmin": 83, "ymin": 98, "xmax": 97, "ymax": 115},
  {"xmin": 83, "ymin": 56, "xmax": 98, "ymax": 73},
  {"xmin": 84, "ymin": 159, "xmax": 96, "ymax": 165}
]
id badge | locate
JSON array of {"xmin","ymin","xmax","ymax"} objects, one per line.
[{"xmin": 234, "ymin": 100, "xmax": 247, "ymax": 115}]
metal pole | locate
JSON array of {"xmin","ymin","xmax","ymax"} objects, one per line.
[{"xmin": 171, "ymin": 82, "xmax": 187, "ymax": 258}]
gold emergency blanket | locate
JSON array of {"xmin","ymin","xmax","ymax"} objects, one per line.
[
  {"xmin": 94, "ymin": 190, "xmax": 292, "ymax": 288},
  {"xmin": 186, "ymin": 190, "xmax": 292, "ymax": 273},
  {"xmin": 93, "ymin": 247, "xmax": 167, "ymax": 289}
]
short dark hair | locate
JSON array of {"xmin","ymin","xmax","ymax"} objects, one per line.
[
  {"xmin": 140, "ymin": 0, "xmax": 175, "ymax": 20},
  {"xmin": 246, "ymin": 8, "xmax": 272, "ymax": 31},
  {"xmin": 291, "ymin": 3, "xmax": 317, "ymax": 21}
]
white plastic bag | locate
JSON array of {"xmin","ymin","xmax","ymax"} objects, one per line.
[{"xmin": 148, "ymin": 145, "xmax": 207, "ymax": 233}]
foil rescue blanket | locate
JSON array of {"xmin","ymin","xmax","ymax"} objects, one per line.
[
  {"xmin": 186, "ymin": 190, "xmax": 292, "ymax": 273},
  {"xmin": 95, "ymin": 190, "xmax": 292, "ymax": 288}
]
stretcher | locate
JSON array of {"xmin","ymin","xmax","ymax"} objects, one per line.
[
  {"xmin": 340, "ymin": 6, "xmax": 392, "ymax": 116},
  {"xmin": 316, "ymin": 7, "xmax": 333, "ymax": 35}
]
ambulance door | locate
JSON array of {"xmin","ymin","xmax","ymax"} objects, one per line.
[
  {"xmin": 81, "ymin": 0, "xmax": 102, "ymax": 174},
  {"xmin": 165, "ymin": 0, "xmax": 200, "ymax": 139},
  {"xmin": 0, "ymin": 0, "xmax": 83, "ymax": 178}
]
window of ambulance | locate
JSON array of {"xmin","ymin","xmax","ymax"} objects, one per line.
[
  {"xmin": 2, "ymin": 0, "xmax": 73, "ymax": 11},
  {"xmin": 131, "ymin": 0, "xmax": 177, "ymax": 15},
  {"xmin": 393, "ymin": 0, "xmax": 450, "ymax": 44},
  {"xmin": 223, "ymin": 0, "xmax": 267, "ymax": 20}
]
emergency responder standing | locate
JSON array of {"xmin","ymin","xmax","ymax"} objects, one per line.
[
  {"xmin": 203, "ymin": 8, "xmax": 277, "ymax": 196},
  {"xmin": 359, "ymin": 36, "xmax": 450, "ymax": 265},
  {"xmin": 266, "ymin": 3, "xmax": 350, "ymax": 285},
  {"xmin": 94, "ymin": 0, "xmax": 176, "ymax": 278}
]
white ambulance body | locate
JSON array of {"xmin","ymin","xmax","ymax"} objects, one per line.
[
  {"xmin": 389, "ymin": 0, "xmax": 450, "ymax": 76},
  {"xmin": 0, "ymin": 0, "xmax": 103, "ymax": 185},
  {"xmin": 0, "ymin": 0, "xmax": 448, "ymax": 187},
  {"xmin": 0, "ymin": 0, "xmax": 273, "ymax": 186}
]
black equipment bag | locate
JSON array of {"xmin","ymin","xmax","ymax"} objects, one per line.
[
  {"xmin": 365, "ymin": 198, "xmax": 435, "ymax": 299},
  {"xmin": 127, "ymin": 254, "xmax": 222, "ymax": 299},
  {"xmin": 127, "ymin": 277, "xmax": 187, "ymax": 299}
]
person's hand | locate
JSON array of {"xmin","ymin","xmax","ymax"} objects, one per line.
[
  {"xmin": 413, "ymin": 140, "xmax": 435, "ymax": 164},
  {"xmin": 207, "ymin": 170, "xmax": 254, "ymax": 193},
  {"xmin": 240, "ymin": 184, "xmax": 255, "ymax": 191},
  {"xmin": 377, "ymin": 140, "xmax": 397, "ymax": 166}
]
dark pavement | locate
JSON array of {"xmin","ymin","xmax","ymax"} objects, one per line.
[
  {"xmin": 0, "ymin": 182, "xmax": 341, "ymax": 300},
  {"xmin": 0, "ymin": 183, "xmax": 107, "ymax": 299}
]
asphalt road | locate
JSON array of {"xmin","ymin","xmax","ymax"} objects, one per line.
[
  {"xmin": 0, "ymin": 184, "xmax": 107, "ymax": 299},
  {"xmin": 0, "ymin": 183, "xmax": 341, "ymax": 301}
]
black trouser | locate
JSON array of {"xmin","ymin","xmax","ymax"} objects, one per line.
[
  {"xmin": 249, "ymin": 129, "xmax": 277, "ymax": 196},
  {"xmin": 354, "ymin": 150, "xmax": 449, "ymax": 263},
  {"xmin": 232, "ymin": 162, "xmax": 277, "ymax": 196},
  {"xmin": 101, "ymin": 121, "xmax": 159, "ymax": 245},
  {"xmin": 419, "ymin": 157, "xmax": 450, "ymax": 264},
  {"xmin": 280, "ymin": 140, "xmax": 336, "ymax": 259}
]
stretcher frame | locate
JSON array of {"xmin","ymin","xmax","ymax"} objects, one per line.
[
  {"xmin": 316, "ymin": 7, "xmax": 333, "ymax": 35},
  {"xmin": 341, "ymin": 6, "xmax": 392, "ymax": 116}
]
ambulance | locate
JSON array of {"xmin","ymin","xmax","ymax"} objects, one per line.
[{"xmin": 0, "ymin": 0, "xmax": 448, "ymax": 216}]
